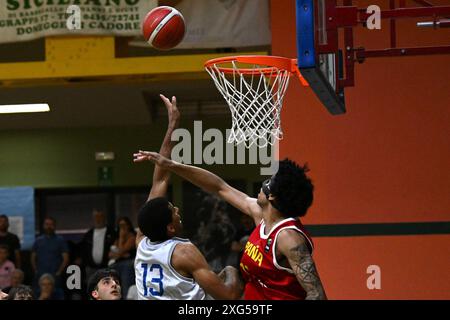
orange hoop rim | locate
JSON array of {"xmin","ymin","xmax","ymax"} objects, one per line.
[
  {"xmin": 205, "ymin": 55, "xmax": 308, "ymax": 86},
  {"xmin": 205, "ymin": 55, "xmax": 298, "ymax": 75}
]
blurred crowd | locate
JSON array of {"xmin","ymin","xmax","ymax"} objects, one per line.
[
  {"xmin": 0, "ymin": 197, "xmax": 253, "ymax": 300},
  {"xmin": 0, "ymin": 212, "xmax": 137, "ymax": 300}
]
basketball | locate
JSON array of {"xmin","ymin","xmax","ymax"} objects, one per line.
[{"xmin": 142, "ymin": 6, "xmax": 186, "ymax": 50}]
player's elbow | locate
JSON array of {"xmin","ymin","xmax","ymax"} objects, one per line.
[
  {"xmin": 305, "ymin": 288, "xmax": 327, "ymax": 300},
  {"xmin": 219, "ymin": 288, "xmax": 241, "ymax": 300},
  {"xmin": 225, "ymin": 281, "xmax": 244, "ymax": 300},
  {"xmin": 210, "ymin": 282, "xmax": 242, "ymax": 300}
]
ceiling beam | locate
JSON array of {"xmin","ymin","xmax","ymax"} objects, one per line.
[{"xmin": 0, "ymin": 36, "xmax": 267, "ymax": 85}]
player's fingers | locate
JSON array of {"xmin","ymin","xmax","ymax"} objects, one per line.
[
  {"xmin": 134, "ymin": 151, "xmax": 150, "ymax": 158},
  {"xmin": 160, "ymin": 94, "xmax": 172, "ymax": 108},
  {"xmin": 147, "ymin": 152, "xmax": 160, "ymax": 161},
  {"xmin": 138, "ymin": 154, "xmax": 152, "ymax": 160}
]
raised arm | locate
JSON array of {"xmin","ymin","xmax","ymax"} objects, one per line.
[
  {"xmin": 277, "ymin": 229, "xmax": 327, "ymax": 300},
  {"xmin": 147, "ymin": 94, "xmax": 180, "ymax": 201},
  {"xmin": 172, "ymin": 242, "xmax": 242, "ymax": 300},
  {"xmin": 135, "ymin": 95, "xmax": 179, "ymax": 246},
  {"xmin": 133, "ymin": 152, "xmax": 263, "ymax": 223}
]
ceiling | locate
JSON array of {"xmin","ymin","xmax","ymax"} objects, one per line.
[
  {"xmin": 0, "ymin": 37, "xmax": 227, "ymax": 132},
  {"xmin": 0, "ymin": 38, "xmax": 268, "ymax": 131}
]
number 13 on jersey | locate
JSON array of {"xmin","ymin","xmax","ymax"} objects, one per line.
[{"xmin": 141, "ymin": 263, "xmax": 164, "ymax": 296}]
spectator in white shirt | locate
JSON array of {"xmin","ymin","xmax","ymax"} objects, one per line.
[{"xmin": 79, "ymin": 210, "xmax": 116, "ymax": 289}]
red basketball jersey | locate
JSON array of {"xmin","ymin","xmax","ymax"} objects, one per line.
[{"xmin": 239, "ymin": 217, "xmax": 314, "ymax": 300}]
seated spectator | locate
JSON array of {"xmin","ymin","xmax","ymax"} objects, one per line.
[
  {"xmin": 109, "ymin": 217, "xmax": 136, "ymax": 296},
  {"xmin": 0, "ymin": 244, "xmax": 15, "ymax": 290},
  {"xmin": 37, "ymin": 273, "xmax": 64, "ymax": 300},
  {"xmin": 3, "ymin": 269, "xmax": 24, "ymax": 294},
  {"xmin": 7, "ymin": 285, "xmax": 34, "ymax": 300},
  {"xmin": 0, "ymin": 215, "xmax": 21, "ymax": 269},
  {"xmin": 87, "ymin": 268, "xmax": 121, "ymax": 300}
]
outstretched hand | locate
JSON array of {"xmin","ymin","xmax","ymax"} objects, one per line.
[
  {"xmin": 159, "ymin": 94, "xmax": 180, "ymax": 129},
  {"xmin": 133, "ymin": 151, "xmax": 172, "ymax": 168}
]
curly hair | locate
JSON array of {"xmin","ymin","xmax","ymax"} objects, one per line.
[{"xmin": 269, "ymin": 158, "xmax": 314, "ymax": 218}]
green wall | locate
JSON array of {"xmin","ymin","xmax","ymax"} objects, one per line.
[{"xmin": 0, "ymin": 120, "xmax": 266, "ymax": 190}]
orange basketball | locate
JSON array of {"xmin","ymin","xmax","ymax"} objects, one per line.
[{"xmin": 142, "ymin": 6, "xmax": 186, "ymax": 50}]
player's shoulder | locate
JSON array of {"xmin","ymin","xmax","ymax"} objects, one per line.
[
  {"xmin": 276, "ymin": 227, "xmax": 309, "ymax": 247},
  {"xmin": 173, "ymin": 240, "xmax": 198, "ymax": 256},
  {"xmin": 171, "ymin": 241, "xmax": 205, "ymax": 276},
  {"xmin": 276, "ymin": 226, "xmax": 313, "ymax": 256},
  {"xmin": 172, "ymin": 241, "xmax": 207, "ymax": 267}
]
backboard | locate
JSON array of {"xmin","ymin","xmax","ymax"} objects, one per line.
[
  {"xmin": 205, "ymin": 0, "xmax": 450, "ymax": 138},
  {"xmin": 296, "ymin": 0, "xmax": 450, "ymax": 115},
  {"xmin": 296, "ymin": 0, "xmax": 346, "ymax": 114}
]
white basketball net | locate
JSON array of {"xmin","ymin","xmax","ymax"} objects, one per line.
[{"xmin": 205, "ymin": 60, "xmax": 292, "ymax": 148}]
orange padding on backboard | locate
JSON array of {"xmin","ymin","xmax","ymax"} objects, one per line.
[{"xmin": 271, "ymin": 0, "xmax": 450, "ymax": 225}]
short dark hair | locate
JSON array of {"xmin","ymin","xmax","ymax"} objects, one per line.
[
  {"xmin": 138, "ymin": 197, "xmax": 172, "ymax": 242},
  {"xmin": 44, "ymin": 216, "xmax": 56, "ymax": 224},
  {"xmin": 0, "ymin": 214, "xmax": 8, "ymax": 221},
  {"xmin": 87, "ymin": 268, "xmax": 120, "ymax": 299},
  {"xmin": 269, "ymin": 158, "xmax": 314, "ymax": 218}
]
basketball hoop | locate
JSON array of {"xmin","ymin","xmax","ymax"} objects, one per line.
[{"xmin": 205, "ymin": 55, "xmax": 307, "ymax": 148}]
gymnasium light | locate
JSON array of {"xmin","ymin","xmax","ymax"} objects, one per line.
[{"xmin": 0, "ymin": 104, "xmax": 50, "ymax": 114}]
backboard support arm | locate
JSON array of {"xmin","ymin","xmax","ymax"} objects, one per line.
[
  {"xmin": 323, "ymin": 1, "xmax": 450, "ymax": 91},
  {"xmin": 296, "ymin": 0, "xmax": 449, "ymax": 115}
]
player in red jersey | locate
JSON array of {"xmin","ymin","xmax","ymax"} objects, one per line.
[
  {"xmin": 238, "ymin": 168, "xmax": 323, "ymax": 300},
  {"xmin": 133, "ymin": 153, "xmax": 327, "ymax": 300}
]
